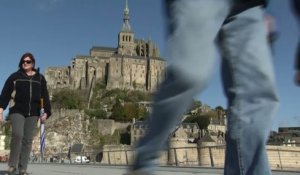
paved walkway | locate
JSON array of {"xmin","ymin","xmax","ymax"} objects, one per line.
[{"xmin": 0, "ymin": 163, "xmax": 299, "ymax": 175}]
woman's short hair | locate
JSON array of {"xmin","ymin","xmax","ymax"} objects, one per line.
[{"xmin": 18, "ymin": 52, "xmax": 36, "ymax": 70}]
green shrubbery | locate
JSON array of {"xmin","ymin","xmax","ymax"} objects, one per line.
[
  {"xmin": 51, "ymin": 89, "xmax": 86, "ymax": 109},
  {"xmin": 51, "ymin": 82, "xmax": 151, "ymax": 122}
]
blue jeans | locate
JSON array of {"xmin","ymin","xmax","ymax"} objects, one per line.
[{"xmin": 132, "ymin": 0, "xmax": 279, "ymax": 175}]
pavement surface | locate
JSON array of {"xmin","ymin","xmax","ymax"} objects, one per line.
[{"xmin": 0, "ymin": 163, "xmax": 299, "ymax": 175}]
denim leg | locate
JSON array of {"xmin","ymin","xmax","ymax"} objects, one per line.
[
  {"xmin": 132, "ymin": 0, "xmax": 232, "ymax": 173},
  {"xmin": 219, "ymin": 7, "xmax": 279, "ymax": 175}
]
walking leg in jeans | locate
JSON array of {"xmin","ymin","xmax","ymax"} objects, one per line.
[
  {"xmin": 8, "ymin": 113, "xmax": 25, "ymax": 169},
  {"xmin": 18, "ymin": 116, "xmax": 38, "ymax": 172},
  {"xmin": 219, "ymin": 6, "xmax": 279, "ymax": 175},
  {"xmin": 129, "ymin": 0, "xmax": 232, "ymax": 174}
]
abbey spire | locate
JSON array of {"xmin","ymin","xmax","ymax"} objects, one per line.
[{"xmin": 122, "ymin": 0, "xmax": 131, "ymax": 32}]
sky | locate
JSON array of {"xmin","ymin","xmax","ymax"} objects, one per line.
[{"xmin": 0, "ymin": 0, "xmax": 298, "ymax": 131}]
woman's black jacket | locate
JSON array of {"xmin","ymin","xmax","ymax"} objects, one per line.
[{"xmin": 0, "ymin": 69, "xmax": 52, "ymax": 118}]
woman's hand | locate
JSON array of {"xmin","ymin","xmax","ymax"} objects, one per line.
[
  {"xmin": 0, "ymin": 108, "xmax": 3, "ymax": 124},
  {"xmin": 40, "ymin": 113, "xmax": 48, "ymax": 123}
]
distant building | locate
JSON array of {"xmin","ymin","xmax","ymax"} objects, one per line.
[
  {"xmin": 208, "ymin": 116, "xmax": 226, "ymax": 135},
  {"xmin": 130, "ymin": 107, "xmax": 228, "ymax": 146},
  {"xmin": 268, "ymin": 127, "xmax": 300, "ymax": 147},
  {"xmin": 130, "ymin": 121, "xmax": 148, "ymax": 145},
  {"xmin": 45, "ymin": 0, "xmax": 166, "ymax": 96},
  {"xmin": 278, "ymin": 127, "xmax": 300, "ymax": 133}
]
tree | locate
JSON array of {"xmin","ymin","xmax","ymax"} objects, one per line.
[
  {"xmin": 85, "ymin": 108, "xmax": 107, "ymax": 119},
  {"xmin": 215, "ymin": 106, "xmax": 224, "ymax": 111},
  {"xmin": 187, "ymin": 99, "xmax": 202, "ymax": 114},
  {"xmin": 111, "ymin": 99, "xmax": 125, "ymax": 121},
  {"xmin": 123, "ymin": 103, "xmax": 138, "ymax": 121},
  {"xmin": 193, "ymin": 99, "xmax": 202, "ymax": 108},
  {"xmin": 196, "ymin": 114, "xmax": 211, "ymax": 130},
  {"xmin": 184, "ymin": 113, "xmax": 211, "ymax": 130}
]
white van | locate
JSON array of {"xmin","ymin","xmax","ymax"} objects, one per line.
[{"xmin": 74, "ymin": 156, "xmax": 90, "ymax": 163}]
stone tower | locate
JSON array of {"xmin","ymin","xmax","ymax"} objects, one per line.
[{"xmin": 118, "ymin": 0, "xmax": 135, "ymax": 56}]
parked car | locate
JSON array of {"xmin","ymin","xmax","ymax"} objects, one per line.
[{"xmin": 74, "ymin": 156, "xmax": 90, "ymax": 163}]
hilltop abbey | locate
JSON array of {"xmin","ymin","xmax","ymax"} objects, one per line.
[{"xmin": 45, "ymin": 1, "xmax": 166, "ymax": 93}]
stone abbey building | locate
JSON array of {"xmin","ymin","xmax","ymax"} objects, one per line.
[{"xmin": 45, "ymin": 1, "xmax": 166, "ymax": 94}]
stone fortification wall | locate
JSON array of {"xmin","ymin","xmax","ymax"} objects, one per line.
[
  {"xmin": 101, "ymin": 145, "xmax": 133, "ymax": 165},
  {"xmin": 101, "ymin": 144, "xmax": 300, "ymax": 171},
  {"xmin": 267, "ymin": 145, "xmax": 300, "ymax": 170},
  {"xmin": 168, "ymin": 138, "xmax": 199, "ymax": 166},
  {"xmin": 114, "ymin": 121, "xmax": 131, "ymax": 131}
]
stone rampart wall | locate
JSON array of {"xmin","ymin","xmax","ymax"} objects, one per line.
[
  {"xmin": 96, "ymin": 119, "xmax": 131, "ymax": 135},
  {"xmin": 101, "ymin": 144, "xmax": 300, "ymax": 171}
]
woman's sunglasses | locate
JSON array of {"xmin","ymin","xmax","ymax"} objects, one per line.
[{"xmin": 22, "ymin": 60, "xmax": 33, "ymax": 64}]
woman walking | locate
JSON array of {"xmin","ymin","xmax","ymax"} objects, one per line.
[{"xmin": 0, "ymin": 52, "xmax": 51, "ymax": 175}]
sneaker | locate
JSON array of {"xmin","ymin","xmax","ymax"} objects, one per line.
[{"xmin": 7, "ymin": 167, "xmax": 16, "ymax": 174}]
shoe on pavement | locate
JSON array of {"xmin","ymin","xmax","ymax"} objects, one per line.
[
  {"xmin": 19, "ymin": 169, "xmax": 29, "ymax": 175},
  {"xmin": 124, "ymin": 170, "xmax": 154, "ymax": 175},
  {"xmin": 7, "ymin": 166, "xmax": 16, "ymax": 174}
]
